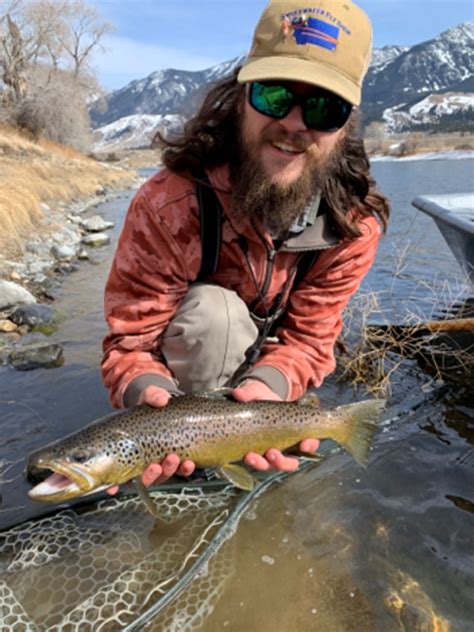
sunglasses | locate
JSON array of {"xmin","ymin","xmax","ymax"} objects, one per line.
[{"xmin": 247, "ymin": 81, "xmax": 353, "ymax": 132}]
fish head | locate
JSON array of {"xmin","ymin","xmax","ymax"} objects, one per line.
[{"xmin": 27, "ymin": 429, "xmax": 145, "ymax": 503}]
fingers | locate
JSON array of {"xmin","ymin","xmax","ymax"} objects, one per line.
[
  {"xmin": 299, "ymin": 438, "xmax": 320, "ymax": 454},
  {"xmin": 177, "ymin": 459, "xmax": 196, "ymax": 477},
  {"xmin": 245, "ymin": 449, "xmax": 300, "ymax": 472},
  {"xmin": 150, "ymin": 454, "xmax": 180, "ymax": 484},
  {"xmin": 106, "ymin": 455, "xmax": 196, "ymax": 496},
  {"xmin": 232, "ymin": 379, "xmax": 281, "ymax": 403},
  {"xmin": 139, "ymin": 385, "xmax": 171, "ymax": 408}
]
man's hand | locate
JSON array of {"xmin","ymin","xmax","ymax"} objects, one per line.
[
  {"xmin": 233, "ymin": 379, "xmax": 320, "ymax": 472},
  {"xmin": 106, "ymin": 385, "xmax": 196, "ymax": 495}
]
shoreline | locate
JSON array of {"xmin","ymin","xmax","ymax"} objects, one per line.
[
  {"xmin": 370, "ymin": 148, "xmax": 474, "ymax": 163},
  {"xmin": 0, "ymin": 176, "xmax": 143, "ymax": 368}
]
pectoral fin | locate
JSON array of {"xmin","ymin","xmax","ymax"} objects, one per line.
[
  {"xmin": 133, "ymin": 477, "xmax": 161, "ymax": 518},
  {"xmin": 218, "ymin": 464, "xmax": 255, "ymax": 490}
]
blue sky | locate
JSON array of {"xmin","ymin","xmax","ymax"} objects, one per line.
[{"xmin": 91, "ymin": 1, "xmax": 474, "ymax": 91}]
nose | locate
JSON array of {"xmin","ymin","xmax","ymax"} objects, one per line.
[{"xmin": 279, "ymin": 105, "xmax": 308, "ymax": 132}]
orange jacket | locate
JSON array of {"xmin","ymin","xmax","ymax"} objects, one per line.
[{"xmin": 102, "ymin": 164, "xmax": 381, "ymax": 407}]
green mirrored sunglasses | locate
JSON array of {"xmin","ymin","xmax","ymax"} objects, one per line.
[{"xmin": 247, "ymin": 81, "xmax": 353, "ymax": 132}]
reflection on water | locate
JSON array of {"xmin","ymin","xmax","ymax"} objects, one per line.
[{"xmin": 0, "ymin": 159, "xmax": 473, "ymax": 630}]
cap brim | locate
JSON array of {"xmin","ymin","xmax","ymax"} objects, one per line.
[{"xmin": 237, "ymin": 56, "xmax": 361, "ymax": 106}]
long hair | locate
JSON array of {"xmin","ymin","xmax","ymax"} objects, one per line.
[{"xmin": 157, "ymin": 69, "xmax": 390, "ymax": 238}]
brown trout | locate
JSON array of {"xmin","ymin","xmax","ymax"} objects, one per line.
[{"xmin": 27, "ymin": 393, "xmax": 385, "ymax": 506}]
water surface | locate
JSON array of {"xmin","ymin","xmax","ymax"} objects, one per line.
[{"xmin": 0, "ymin": 158, "xmax": 473, "ymax": 631}]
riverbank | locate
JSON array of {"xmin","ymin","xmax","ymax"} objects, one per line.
[
  {"xmin": 0, "ymin": 124, "xmax": 138, "ymax": 270},
  {"xmin": 0, "ymin": 125, "xmax": 143, "ymax": 368}
]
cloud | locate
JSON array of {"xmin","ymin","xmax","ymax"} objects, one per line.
[{"xmin": 93, "ymin": 34, "xmax": 222, "ymax": 89}]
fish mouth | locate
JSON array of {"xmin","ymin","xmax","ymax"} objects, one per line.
[{"xmin": 27, "ymin": 459, "xmax": 103, "ymax": 502}]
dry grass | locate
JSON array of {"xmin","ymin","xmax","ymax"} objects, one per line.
[
  {"xmin": 365, "ymin": 131, "xmax": 474, "ymax": 157},
  {"xmin": 0, "ymin": 124, "xmax": 137, "ymax": 260},
  {"xmin": 337, "ymin": 280, "xmax": 473, "ymax": 395}
]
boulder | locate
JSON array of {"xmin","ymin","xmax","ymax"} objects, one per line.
[
  {"xmin": 8, "ymin": 338, "xmax": 64, "ymax": 370},
  {"xmin": 51, "ymin": 244, "xmax": 79, "ymax": 261},
  {"xmin": 81, "ymin": 215, "xmax": 114, "ymax": 232},
  {"xmin": 0, "ymin": 281, "xmax": 36, "ymax": 310},
  {"xmin": 82, "ymin": 232, "xmax": 111, "ymax": 247},
  {"xmin": 10, "ymin": 304, "xmax": 57, "ymax": 329},
  {"xmin": 0, "ymin": 319, "xmax": 18, "ymax": 333}
]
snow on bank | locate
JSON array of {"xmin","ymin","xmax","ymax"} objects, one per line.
[{"xmin": 371, "ymin": 149, "xmax": 474, "ymax": 163}]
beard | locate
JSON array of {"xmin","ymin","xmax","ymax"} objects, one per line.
[{"xmin": 228, "ymin": 125, "xmax": 345, "ymax": 238}]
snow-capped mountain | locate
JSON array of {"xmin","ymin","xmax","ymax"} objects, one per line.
[
  {"xmin": 383, "ymin": 92, "xmax": 474, "ymax": 132},
  {"xmin": 363, "ymin": 22, "xmax": 474, "ymax": 124},
  {"xmin": 93, "ymin": 113, "xmax": 185, "ymax": 150},
  {"xmin": 91, "ymin": 24, "xmax": 473, "ymax": 148}
]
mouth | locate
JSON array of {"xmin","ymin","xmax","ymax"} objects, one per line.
[
  {"xmin": 27, "ymin": 459, "xmax": 101, "ymax": 502},
  {"xmin": 270, "ymin": 140, "xmax": 306, "ymax": 156}
]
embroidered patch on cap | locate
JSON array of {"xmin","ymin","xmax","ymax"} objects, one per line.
[{"xmin": 282, "ymin": 8, "xmax": 351, "ymax": 51}]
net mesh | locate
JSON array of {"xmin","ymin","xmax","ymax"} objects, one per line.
[{"xmin": 0, "ymin": 485, "xmax": 240, "ymax": 631}]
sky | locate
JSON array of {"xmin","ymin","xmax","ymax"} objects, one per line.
[{"xmin": 90, "ymin": 0, "xmax": 474, "ymax": 91}]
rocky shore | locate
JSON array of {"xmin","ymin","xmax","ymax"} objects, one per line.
[{"xmin": 0, "ymin": 180, "xmax": 142, "ymax": 370}]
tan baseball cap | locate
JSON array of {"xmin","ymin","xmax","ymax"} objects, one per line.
[{"xmin": 238, "ymin": 1, "xmax": 372, "ymax": 105}]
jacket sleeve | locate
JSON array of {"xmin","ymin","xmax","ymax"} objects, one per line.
[
  {"xmin": 246, "ymin": 216, "xmax": 381, "ymax": 400},
  {"xmin": 101, "ymin": 181, "xmax": 197, "ymax": 407}
]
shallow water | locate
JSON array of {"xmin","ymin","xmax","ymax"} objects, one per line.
[{"xmin": 0, "ymin": 158, "xmax": 473, "ymax": 630}]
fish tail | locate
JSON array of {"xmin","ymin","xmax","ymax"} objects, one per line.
[{"xmin": 336, "ymin": 399, "xmax": 386, "ymax": 466}]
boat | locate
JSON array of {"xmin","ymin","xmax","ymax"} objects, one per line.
[{"xmin": 411, "ymin": 193, "xmax": 474, "ymax": 283}]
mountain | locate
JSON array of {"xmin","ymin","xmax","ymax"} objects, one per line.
[
  {"xmin": 93, "ymin": 113, "xmax": 186, "ymax": 150},
  {"xmin": 363, "ymin": 22, "xmax": 474, "ymax": 127},
  {"xmin": 90, "ymin": 23, "xmax": 474, "ymax": 148}
]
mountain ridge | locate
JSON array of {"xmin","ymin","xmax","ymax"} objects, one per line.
[{"xmin": 91, "ymin": 23, "xmax": 473, "ymax": 149}]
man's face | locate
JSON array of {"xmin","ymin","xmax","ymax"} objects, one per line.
[{"xmin": 241, "ymin": 81, "xmax": 345, "ymax": 189}]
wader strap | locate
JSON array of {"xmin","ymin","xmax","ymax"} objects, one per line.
[
  {"xmin": 227, "ymin": 249, "xmax": 320, "ymax": 387},
  {"xmin": 196, "ymin": 173, "xmax": 223, "ymax": 281}
]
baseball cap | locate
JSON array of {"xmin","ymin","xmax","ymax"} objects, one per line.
[{"xmin": 237, "ymin": 1, "xmax": 372, "ymax": 106}]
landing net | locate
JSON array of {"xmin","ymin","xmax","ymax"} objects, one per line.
[{"xmin": 0, "ymin": 463, "xmax": 318, "ymax": 631}]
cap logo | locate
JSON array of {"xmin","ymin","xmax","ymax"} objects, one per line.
[{"xmin": 281, "ymin": 8, "xmax": 351, "ymax": 52}]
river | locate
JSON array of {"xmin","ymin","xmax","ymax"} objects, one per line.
[{"xmin": 0, "ymin": 157, "xmax": 473, "ymax": 631}]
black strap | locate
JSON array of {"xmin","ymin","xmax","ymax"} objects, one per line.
[
  {"xmin": 292, "ymin": 250, "xmax": 319, "ymax": 290},
  {"xmin": 227, "ymin": 249, "xmax": 320, "ymax": 387},
  {"xmin": 196, "ymin": 174, "xmax": 223, "ymax": 281}
]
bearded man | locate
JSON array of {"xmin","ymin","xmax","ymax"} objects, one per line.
[{"xmin": 102, "ymin": 0, "xmax": 390, "ymax": 492}]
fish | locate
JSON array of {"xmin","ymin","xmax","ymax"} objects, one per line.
[{"xmin": 27, "ymin": 393, "xmax": 385, "ymax": 508}]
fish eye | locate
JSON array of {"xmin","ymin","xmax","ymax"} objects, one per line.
[{"xmin": 69, "ymin": 452, "xmax": 90, "ymax": 464}]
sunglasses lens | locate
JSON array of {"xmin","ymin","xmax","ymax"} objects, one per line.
[
  {"xmin": 305, "ymin": 94, "xmax": 352, "ymax": 131},
  {"xmin": 249, "ymin": 82, "xmax": 352, "ymax": 131},
  {"xmin": 250, "ymin": 83, "xmax": 293, "ymax": 118}
]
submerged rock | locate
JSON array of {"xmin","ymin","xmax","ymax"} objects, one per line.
[
  {"xmin": 0, "ymin": 281, "xmax": 36, "ymax": 310},
  {"xmin": 8, "ymin": 339, "xmax": 64, "ymax": 370}
]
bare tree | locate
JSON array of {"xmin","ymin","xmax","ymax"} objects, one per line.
[
  {"xmin": 55, "ymin": 0, "xmax": 113, "ymax": 80},
  {"xmin": 0, "ymin": 0, "xmax": 113, "ymax": 148}
]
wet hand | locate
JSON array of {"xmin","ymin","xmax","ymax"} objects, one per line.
[
  {"xmin": 106, "ymin": 454, "xmax": 196, "ymax": 496},
  {"xmin": 107, "ymin": 386, "xmax": 196, "ymax": 495},
  {"xmin": 233, "ymin": 380, "xmax": 320, "ymax": 472}
]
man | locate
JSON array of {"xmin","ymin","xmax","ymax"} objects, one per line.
[{"xmin": 102, "ymin": 0, "xmax": 390, "ymax": 492}]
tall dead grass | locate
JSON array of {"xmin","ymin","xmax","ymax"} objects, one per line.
[
  {"xmin": 0, "ymin": 124, "xmax": 136, "ymax": 260},
  {"xmin": 337, "ymin": 277, "xmax": 473, "ymax": 395}
]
